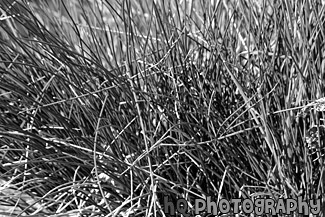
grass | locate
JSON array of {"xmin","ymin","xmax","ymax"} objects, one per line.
[{"xmin": 0, "ymin": 0, "xmax": 324, "ymax": 216}]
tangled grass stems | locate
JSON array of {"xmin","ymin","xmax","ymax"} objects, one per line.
[{"xmin": 0, "ymin": 0, "xmax": 324, "ymax": 216}]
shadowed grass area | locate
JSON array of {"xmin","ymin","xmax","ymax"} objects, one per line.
[{"xmin": 0, "ymin": 0, "xmax": 324, "ymax": 216}]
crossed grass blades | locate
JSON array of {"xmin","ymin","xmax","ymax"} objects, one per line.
[
  {"xmin": 299, "ymin": 98, "xmax": 325, "ymax": 162},
  {"xmin": 0, "ymin": 0, "xmax": 325, "ymax": 216}
]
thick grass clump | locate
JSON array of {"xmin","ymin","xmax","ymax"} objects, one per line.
[{"xmin": 0, "ymin": 0, "xmax": 324, "ymax": 216}]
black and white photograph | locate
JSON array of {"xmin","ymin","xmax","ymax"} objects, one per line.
[{"xmin": 0, "ymin": 0, "xmax": 324, "ymax": 216}]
